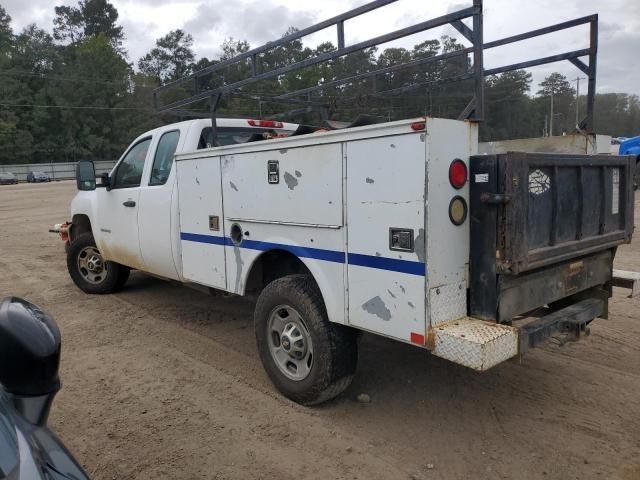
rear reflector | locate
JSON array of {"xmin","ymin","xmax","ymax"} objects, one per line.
[
  {"xmin": 248, "ymin": 119, "xmax": 283, "ymax": 128},
  {"xmin": 410, "ymin": 332, "xmax": 425, "ymax": 345},
  {"xmin": 449, "ymin": 159, "xmax": 467, "ymax": 189},
  {"xmin": 410, "ymin": 121, "xmax": 426, "ymax": 131}
]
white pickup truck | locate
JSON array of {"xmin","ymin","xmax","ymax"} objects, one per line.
[{"xmin": 58, "ymin": 115, "xmax": 635, "ymax": 405}]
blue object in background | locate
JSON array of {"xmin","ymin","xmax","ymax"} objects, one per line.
[{"xmin": 619, "ymin": 136, "xmax": 640, "ymax": 158}]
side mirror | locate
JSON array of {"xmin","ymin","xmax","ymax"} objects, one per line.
[
  {"xmin": 0, "ymin": 297, "xmax": 61, "ymax": 424},
  {"xmin": 75, "ymin": 160, "xmax": 96, "ymax": 191}
]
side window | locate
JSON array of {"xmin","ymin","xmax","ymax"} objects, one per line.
[
  {"xmin": 150, "ymin": 130, "xmax": 180, "ymax": 186},
  {"xmin": 113, "ymin": 138, "xmax": 152, "ymax": 188}
]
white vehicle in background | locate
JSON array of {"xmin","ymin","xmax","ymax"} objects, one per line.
[{"xmin": 55, "ymin": 114, "xmax": 636, "ymax": 405}]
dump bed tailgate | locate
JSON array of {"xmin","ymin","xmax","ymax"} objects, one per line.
[{"xmin": 469, "ymin": 152, "xmax": 635, "ymax": 322}]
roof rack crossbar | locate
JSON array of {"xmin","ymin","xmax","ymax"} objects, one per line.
[{"xmin": 153, "ymin": 0, "xmax": 599, "ymax": 135}]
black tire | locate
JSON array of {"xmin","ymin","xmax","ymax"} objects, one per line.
[
  {"xmin": 67, "ymin": 232, "xmax": 130, "ymax": 294},
  {"xmin": 254, "ymin": 274, "xmax": 357, "ymax": 405}
]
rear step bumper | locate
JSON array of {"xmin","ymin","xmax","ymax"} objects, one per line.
[
  {"xmin": 430, "ymin": 298, "xmax": 604, "ymax": 371},
  {"xmin": 430, "ymin": 319, "xmax": 518, "ymax": 371}
]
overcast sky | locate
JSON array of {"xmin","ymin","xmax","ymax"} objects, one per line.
[{"xmin": 3, "ymin": 0, "xmax": 639, "ymax": 95}]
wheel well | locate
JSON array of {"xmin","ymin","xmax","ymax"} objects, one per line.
[
  {"xmin": 244, "ymin": 249, "xmax": 314, "ymax": 299},
  {"xmin": 71, "ymin": 214, "xmax": 92, "ymax": 241}
]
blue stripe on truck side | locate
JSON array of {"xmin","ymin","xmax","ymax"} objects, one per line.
[{"xmin": 180, "ymin": 232, "xmax": 426, "ymax": 276}]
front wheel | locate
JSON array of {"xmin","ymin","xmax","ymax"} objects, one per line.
[
  {"xmin": 254, "ymin": 274, "xmax": 357, "ymax": 405},
  {"xmin": 66, "ymin": 232, "xmax": 130, "ymax": 294}
]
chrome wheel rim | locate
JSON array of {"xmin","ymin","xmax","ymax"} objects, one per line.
[
  {"xmin": 267, "ymin": 305, "xmax": 313, "ymax": 381},
  {"xmin": 77, "ymin": 246, "xmax": 107, "ymax": 284}
]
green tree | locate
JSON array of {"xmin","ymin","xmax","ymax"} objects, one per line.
[
  {"xmin": 537, "ymin": 72, "xmax": 574, "ymax": 135},
  {"xmin": 0, "ymin": 5, "xmax": 12, "ymax": 51},
  {"xmin": 53, "ymin": 0, "xmax": 123, "ymax": 49},
  {"xmin": 481, "ymin": 70, "xmax": 533, "ymax": 140},
  {"xmin": 138, "ymin": 29, "xmax": 195, "ymax": 84}
]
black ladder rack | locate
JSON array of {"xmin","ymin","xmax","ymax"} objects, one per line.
[{"xmin": 152, "ymin": 0, "xmax": 598, "ymax": 145}]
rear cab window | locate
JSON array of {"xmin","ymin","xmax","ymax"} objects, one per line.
[
  {"xmin": 150, "ymin": 130, "xmax": 180, "ymax": 186},
  {"xmin": 197, "ymin": 127, "xmax": 283, "ymax": 149}
]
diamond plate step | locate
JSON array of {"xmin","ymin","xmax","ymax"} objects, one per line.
[{"xmin": 431, "ymin": 318, "xmax": 518, "ymax": 371}]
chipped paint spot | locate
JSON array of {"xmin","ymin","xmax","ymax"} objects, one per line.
[
  {"xmin": 414, "ymin": 228, "xmax": 425, "ymax": 263},
  {"xmin": 362, "ymin": 296, "xmax": 391, "ymax": 321},
  {"xmin": 366, "ymin": 177, "xmax": 375, "ymax": 184},
  {"xmin": 420, "ymin": 133, "xmax": 426, "ymax": 142},
  {"xmin": 295, "ymin": 170, "xmax": 302, "ymax": 178},
  {"xmin": 229, "ymin": 181, "xmax": 238, "ymax": 192},
  {"xmin": 375, "ymin": 252, "xmax": 381, "ymax": 257},
  {"xmin": 195, "ymin": 177, "xmax": 200, "ymax": 185},
  {"xmin": 279, "ymin": 148, "xmax": 288, "ymax": 154},
  {"xmin": 399, "ymin": 285, "xmax": 406, "ymax": 293},
  {"xmin": 390, "ymin": 143, "xmax": 396, "ymax": 148},
  {"xmin": 284, "ymin": 172, "xmax": 298, "ymax": 190},
  {"xmin": 233, "ymin": 246, "xmax": 244, "ymax": 293},
  {"xmin": 408, "ymin": 301, "xmax": 415, "ymax": 309},
  {"xmin": 387, "ymin": 289, "xmax": 396, "ymax": 298}
]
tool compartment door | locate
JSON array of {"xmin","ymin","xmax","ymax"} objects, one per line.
[
  {"xmin": 176, "ymin": 156, "xmax": 227, "ymax": 289},
  {"xmin": 345, "ymin": 134, "xmax": 426, "ymax": 343}
]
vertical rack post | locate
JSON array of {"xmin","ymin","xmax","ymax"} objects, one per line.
[
  {"xmin": 584, "ymin": 15, "xmax": 598, "ymax": 132},
  {"xmin": 210, "ymin": 93, "xmax": 222, "ymax": 147},
  {"xmin": 472, "ymin": 0, "xmax": 484, "ymax": 121}
]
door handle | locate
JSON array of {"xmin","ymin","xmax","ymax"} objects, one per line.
[{"xmin": 122, "ymin": 200, "xmax": 136, "ymax": 207}]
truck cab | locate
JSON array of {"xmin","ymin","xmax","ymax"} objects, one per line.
[{"xmin": 67, "ymin": 118, "xmax": 298, "ymax": 288}]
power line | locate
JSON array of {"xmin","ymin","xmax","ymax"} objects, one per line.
[
  {"xmin": 0, "ymin": 70, "xmax": 157, "ymax": 88},
  {"xmin": 0, "ymin": 102, "xmax": 153, "ymax": 111}
]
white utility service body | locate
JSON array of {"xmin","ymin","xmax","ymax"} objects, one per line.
[{"xmin": 175, "ymin": 117, "xmax": 517, "ymax": 369}]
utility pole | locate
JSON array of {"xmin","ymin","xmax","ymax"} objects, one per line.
[{"xmin": 572, "ymin": 76, "xmax": 586, "ymax": 128}]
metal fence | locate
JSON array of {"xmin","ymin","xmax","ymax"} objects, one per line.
[{"xmin": 0, "ymin": 161, "xmax": 117, "ymax": 182}]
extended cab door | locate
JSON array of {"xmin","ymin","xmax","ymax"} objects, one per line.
[
  {"xmin": 136, "ymin": 128, "xmax": 183, "ymax": 280},
  {"xmin": 95, "ymin": 137, "xmax": 152, "ymax": 270}
]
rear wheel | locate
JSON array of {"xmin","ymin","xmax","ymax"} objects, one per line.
[
  {"xmin": 254, "ymin": 274, "xmax": 357, "ymax": 405},
  {"xmin": 67, "ymin": 232, "xmax": 130, "ymax": 294}
]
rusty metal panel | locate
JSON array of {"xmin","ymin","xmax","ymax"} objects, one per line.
[
  {"xmin": 497, "ymin": 250, "xmax": 612, "ymax": 322},
  {"xmin": 495, "ymin": 153, "xmax": 634, "ymax": 274}
]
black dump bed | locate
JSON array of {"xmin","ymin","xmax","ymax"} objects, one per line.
[{"xmin": 469, "ymin": 152, "xmax": 635, "ymax": 323}]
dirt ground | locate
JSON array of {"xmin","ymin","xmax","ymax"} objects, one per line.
[{"xmin": 0, "ymin": 180, "xmax": 639, "ymax": 480}]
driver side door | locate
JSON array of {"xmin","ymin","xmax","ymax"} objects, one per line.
[{"xmin": 95, "ymin": 137, "xmax": 152, "ymax": 270}]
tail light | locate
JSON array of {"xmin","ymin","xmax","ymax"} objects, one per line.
[
  {"xmin": 449, "ymin": 196, "xmax": 468, "ymax": 226},
  {"xmin": 449, "ymin": 159, "xmax": 467, "ymax": 189},
  {"xmin": 248, "ymin": 120, "xmax": 283, "ymax": 129}
]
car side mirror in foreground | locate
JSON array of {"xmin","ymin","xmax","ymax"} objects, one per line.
[
  {"xmin": 0, "ymin": 297, "xmax": 61, "ymax": 425},
  {"xmin": 75, "ymin": 160, "xmax": 96, "ymax": 191}
]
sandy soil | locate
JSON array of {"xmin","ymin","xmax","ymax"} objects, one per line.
[{"xmin": 0, "ymin": 181, "xmax": 638, "ymax": 480}]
